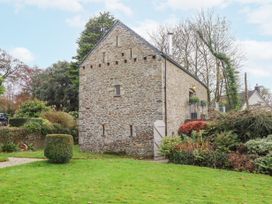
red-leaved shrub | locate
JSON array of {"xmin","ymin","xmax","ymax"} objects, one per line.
[
  {"xmin": 228, "ymin": 152, "xmax": 255, "ymax": 172},
  {"xmin": 178, "ymin": 120, "xmax": 207, "ymax": 135}
]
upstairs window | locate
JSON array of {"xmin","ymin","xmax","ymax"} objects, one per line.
[
  {"xmin": 116, "ymin": 36, "xmax": 119, "ymax": 47},
  {"xmin": 115, "ymin": 85, "xmax": 121, "ymax": 97},
  {"xmin": 130, "ymin": 48, "xmax": 133, "ymax": 59},
  {"xmin": 102, "ymin": 52, "xmax": 106, "ymax": 63}
]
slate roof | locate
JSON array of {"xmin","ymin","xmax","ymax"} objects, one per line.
[{"xmin": 80, "ymin": 20, "xmax": 207, "ymax": 89}]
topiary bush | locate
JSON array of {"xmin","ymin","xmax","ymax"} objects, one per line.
[
  {"xmin": 41, "ymin": 111, "xmax": 76, "ymax": 129},
  {"xmin": 15, "ymin": 99, "xmax": 51, "ymax": 118},
  {"xmin": 9, "ymin": 118, "xmax": 28, "ymax": 127},
  {"xmin": 44, "ymin": 134, "xmax": 74, "ymax": 163}
]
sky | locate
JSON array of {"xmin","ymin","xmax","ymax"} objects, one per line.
[{"xmin": 0, "ymin": 0, "xmax": 272, "ymax": 90}]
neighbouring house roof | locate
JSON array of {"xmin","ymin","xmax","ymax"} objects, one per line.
[{"xmin": 80, "ymin": 20, "xmax": 207, "ymax": 89}]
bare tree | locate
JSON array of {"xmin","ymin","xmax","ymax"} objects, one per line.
[{"xmin": 149, "ymin": 10, "xmax": 242, "ymax": 107}]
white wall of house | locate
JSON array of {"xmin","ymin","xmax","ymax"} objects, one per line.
[{"xmin": 241, "ymin": 91, "xmax": 266, "ymax": 110}]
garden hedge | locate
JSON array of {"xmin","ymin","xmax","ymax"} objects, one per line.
[
  {"xmin": 44, "ymin": 134, "xmax": 74, "ymax": 163},
  {"xmin": 9, "ymin": 118, "xmax": 28, "ymax": 127}
]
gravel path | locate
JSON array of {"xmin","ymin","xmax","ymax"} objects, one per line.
[{"xmin": 0, "ymin": 157, "xmax": 43, "ymax": 168}]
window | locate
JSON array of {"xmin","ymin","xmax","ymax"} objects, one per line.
[
  {"xmin": 82, "ymin": 66, "xmax": 85, "ymax": 70},
  {"xmin": 124, "ymin": 59, "xmax": 127, "ymax": 63},
  {"xmin": 102, "ymin": 52, "xmax": 106, "ymax": 63},
  {"xmin": 90, "ymin": 65, "xmax": 93, "ymax": 68},
  {"xmin": 143, "ymin": 56, "xmax": 147, "ymax": 60},
  {"xmin": 116, "ymin": 36, "xmax": 119, "ymax": 47},
  {"xmin": 121, "ymin": 53, "xmax": 124, "ymax": 57},
  {"xmin": 130, "ymin": 48, "xmax": 133, "ymax": 59},
  {"xmin": 134, "ymin": 58, "xmax": 137, "ymax": 62},
  {"xmin": 130, "ymin": 125, "xmax": 133, "ymax": 137},
  {"xmin": 115, "ymin": 85, "xmax": 121, "ymax": 96},
  {"xmin": 152, "ymin": 55, "xmax": 156, "ymax": 59},
  {"xmin": 115, "ymin": 61, "xmax": 118, "ymax": 65},
  {"xmin": 98, "ymin": 64, "xmax": 101, "ymax": 67},
  {"xmin": 107, "ymin": 62, "xmax": 110, "ymax": 66},
  {"xmin": 102, "ymin": 124, "xmax": 105, "ymax": 136}
]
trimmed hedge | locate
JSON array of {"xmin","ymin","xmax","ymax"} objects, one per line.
[
  {"xmin": 44, "ymin": 134, "xmax": 73, "ymax": 163},
  {"xmin": 9, "ymin": 118, "xmax": 28, "ymax": 127}
]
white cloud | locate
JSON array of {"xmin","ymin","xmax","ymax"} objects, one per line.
[
  {"xmin": 66, "ymin": 15, "xmax": 87, "ymax": 28},
  {"xmin": 132, "ymin": 16, "xmax": 178, "ymax": 41},
  {"xmin": 238, "ymin": 40, "xmax": 272, "ymax": 79},
  {"xmin": 105, "ymin": 0, "xmax": 133, "ymax": 16},
  {"xmin": 156, "ymin": 0, "xmax": 229, "ymax": 10},
  {"xmin": 10, "ymin": 47, "xmax": 35, "ymax": 63},
  {"xmin": 241, "ymin": 3, "xmax": 272, "ymax": 36},
  {"xmin": 2, "ymin": 0, "xmax": 83, "ymax": 12}
]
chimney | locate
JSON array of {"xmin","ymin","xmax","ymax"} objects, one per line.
[
  {"xmin": 168, "ymin": 32, "xmax": 173, "ymax": 56},
  {"xmin": 255, "ymin": 84, "xmax": 260, "ymax": 93}
]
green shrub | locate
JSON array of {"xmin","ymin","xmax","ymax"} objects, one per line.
[
  {"xmin": 9, "ymin": 118, "xmax": 28, "ymax": 127},
  {"xmin": 1, "ymin": 142, "xmax": 18, "ymax": 152},
  {"xmin": 0, "ymin": 127, "xmax": 28, "ymax": 144},
  {"xmin": 23, "ymin": 118, "xmax": 54, "ymax": 135},
  {"xmin": 169, "ymin": 149, "xmax": 229, "ymax": 169},
  {"xmin": 159, "ymin": 136, "xmax": 182, "ymax": 157},
  {"xmin": 254, "ymin": 153, "xmax": 272, "ymax": 175},
  {"xmin": 41, "ymin": 111, "xmax": 76, "ymax": 129},
  {"xmin": 245, "ymin": 135, "xmax": 272, "ymax": 156},
  {"xmin": 15, "ymin": 99, "xmax": 51, "ymax": 118},
  {"xmin": 214, "ymin": 131, "xmax": 239, "ymax": 152},
  {"xmin": 216, "ymin": 109, "xmax": 272, "ymax": 142},
  {"xmin": 44, "ymin": 134, "xmax": 74, "ymax": 163}
]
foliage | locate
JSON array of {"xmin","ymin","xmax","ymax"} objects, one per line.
[
  {"xmin": 23, "ymin": 118, "xmax": 54, "ymax": 136},
  {"xmin": 44, "ymin": 134, "xmax": 74, "ymax": 163},
  {"xmin": 31, "ymin": 61, "xmax": 78, "ymax": 111},
  {"xmin": 228, "ymin": 152, "xmax": 255, "ymax": 172},
  {"xmin": 9, "ymin": 117, "xmax": 28, "ymax": 127},
  {"xmin": 178, "ymin": 120, "xmax": 207, "ymax": 135},
  {"xmin": 169, "ymin": 141, "xmax": 229, "ymax": 169},
  {"xmin": 207, "ymin": 109, "xmax": 272, "ymax": 142},
  {"xmin": 41, "ymin": 111, "xmax": 76, "ymax": 129},
  {"xmin": 245, "ymin": 135, "xmax": 272, "ymax": 156},
  {"xmin": 76, "ymin": 12, "xmax": 116, "ymax": 62},
  {"xmin": 0, "ymin": 127, "xmax": 28, "ymax": 144},
  {"xmin": 15, "ymin": 99, "xmax": 50, "ymax": 118},
  {"xmin": 254, "ymin": 153, "xmax": 272, "ymax": 175},
  {"xmin": 214, "ymin": 131, "xmax": 239, "ymax": 152},
  {"xmin": 189, "ymin": 96, "xmax": 200, "ymax": 105},
  {"xmin": 159, "ymin": 136, "xmax": 182, "ymax": 157},
  {"xmin": 0, "ymin": 155, "xmax": 8, "ymax": 162},
  {"xmin": 68, "ymin": 111, "xmax": 79, "ymax": 119},
  {"xmin": 1, "ymin": 142, "xmax": 18, "ymax": 152}
]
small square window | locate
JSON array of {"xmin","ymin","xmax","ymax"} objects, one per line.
[
  {"xmin": 152, "ymin": 55, "xmax": 156, "ymax": 59},
  {"xmin": 107, "ymin": 62, "xmax": 110, "ymax": 66},
  {"xmin": 134, "ymin": 58, "xmax": 137, "ymax": 62},
  {"xmin": 82, "ymin": 66, "xmax": 85, "ymax": 69},
  {"xmin": 90, "ymin": 65, "xmax": 93, "ymax": 68},
  {"xmin": 115, "ymin": 61, "xmax": 118, "ymax": 65},
  {"xmin": 114, "ymin": 85, "xmax": 121, "ymax": 96},
  {"xmin": 143, "ymin": 57, "xmax": 147, "ymax": 60},
  {"xmin": 121, "ymin": 53, "xmax": 124, "ymax": 57},
  {"xmin": 99, "ymin": 64, "xmax": 101, "ymax": 67},
  {"xmin": 124, "ymin": 59, "xmax": 127, "ymax": 63}
]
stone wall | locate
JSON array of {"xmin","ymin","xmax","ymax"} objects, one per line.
[
  {"xmin": 165, "ymin": 60, "xmax": 208, "ymax": 136},
  {"xmin": 79, "ymin": 23, "xmax": 164, "ymax": 157}
]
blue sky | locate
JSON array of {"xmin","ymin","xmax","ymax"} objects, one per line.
[{"xmin": 0, "ymin": 0, "xmax": 271, "ymax": 89}]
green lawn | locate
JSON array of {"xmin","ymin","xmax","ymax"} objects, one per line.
[{"xmin": 0, "ymin": 147, "xmax": 271, "ymax": 204}]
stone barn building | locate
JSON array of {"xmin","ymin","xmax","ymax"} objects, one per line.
[{"xmin": 79, "ymin": 20, "xmax": 208, "ymax": 158}]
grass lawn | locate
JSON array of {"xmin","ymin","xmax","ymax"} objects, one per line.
[
  {"xmin": 0, "ymin": 155, "xmax": 8, "ymax": 162},
  {"xmin": 0, "ymin": 147, "xmax": 271, "ymax": 204}
]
